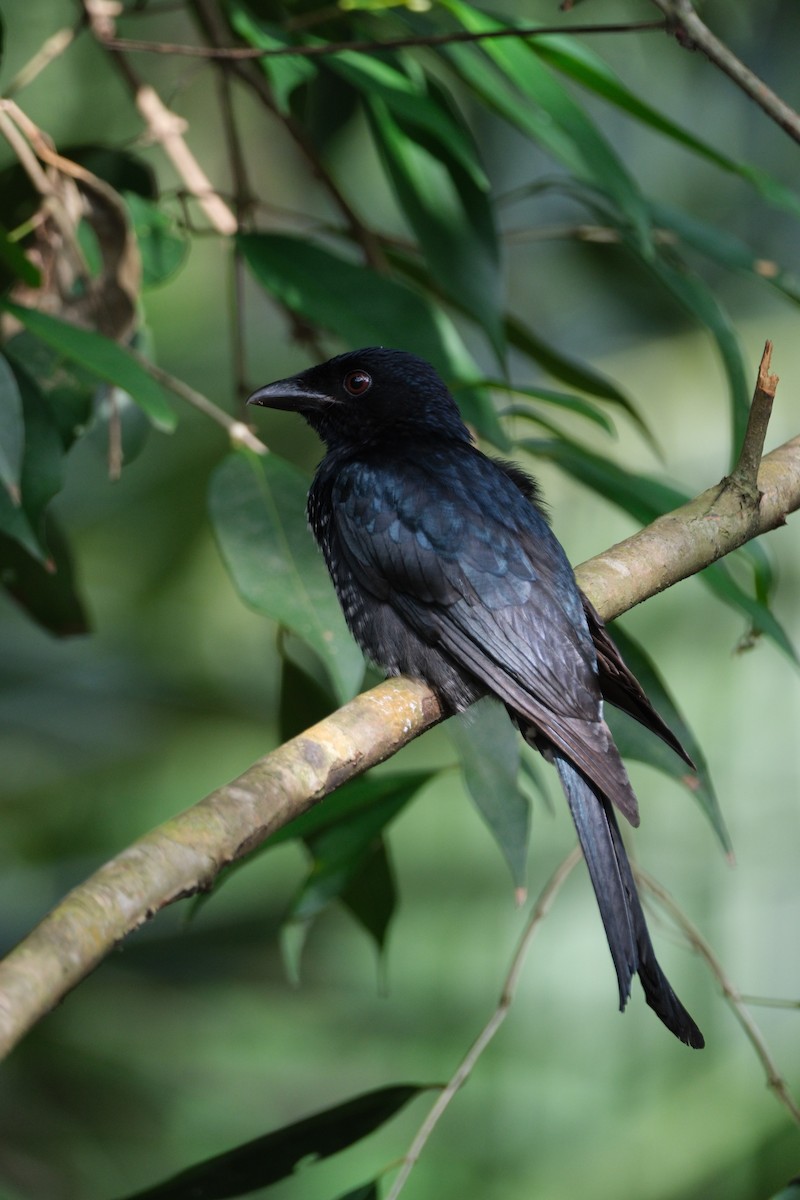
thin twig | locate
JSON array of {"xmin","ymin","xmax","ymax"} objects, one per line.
[
  {"xmin": 0, "ymin": 102, "xmax": 90, "ymax": 284},
  {"xmin": 638, "ymin": 869, "xmax": 800, "ymax": 1128},
  {"xmin": 651, "ymin": 0, "xmax": 800, "ymax": 146},
  {"xmin": 133, "ymin": 82, "xmax": 238, "ymax": 235},
  {"xmin": 126, "ymin": 347, "xmax": 268, "ymax": 454},
  {"xmin": 739, "ymin": 995, "xmax": 800, "ymax": 1011},
  {"xmin": 81, "ymin": 0, "xmax": 238, "ymax": 236},
  {"xmin": 729, "ymin": 340, "xmax": 779, "ymax": 501},
  {"xmin": 2, "ymin": 23, "xmax": 82, "ymax": 98},
  {"xmin": 99, "ymin": 19, "xmax": 667, "ymax": 59},
  {"xmin": 187, "ymin": 0, "xmax": 387, "ymax": 271},
  {"xmin": 385, "ymin": 848, "xmax": 583, "ymax": 1200},
  {"xmin": 209, "ymin": 21, "xmax": 255, "ymax": 402}
]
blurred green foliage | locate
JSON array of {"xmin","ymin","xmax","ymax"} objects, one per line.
[{"xmin": 0, "ymin": 1, "xmax": 799, "ymax": 1198}]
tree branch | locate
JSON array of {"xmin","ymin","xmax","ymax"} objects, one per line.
[
  {"xmin": 81, "ymin": 0, "xmax": 238, "ymax": 236},
  {"xmin": 652, "ymin": 0, "xmax": 800, "ymax": 146},
  {"xmin": 97, "ymin": 20, "xmax": 668, "ymax": 60},
  {"xmin": 729, "ymin": 340, "xmax": 778, "ymax": 503},
  {"xmin": 187, "ymin": 0, "xmax": 387, "ymax": 272},
  {"xmin": 0, "ymin": 415, "xmax": 798, "ymax": 1060},
  {"xmin": 638, "ymin": 869, "xmax": 800, "ymax": 1128},
  {"xmin": 385, "ymin": 848, "xmax": 583, "ymax": 1200}
]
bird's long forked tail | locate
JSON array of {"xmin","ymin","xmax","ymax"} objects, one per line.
[{"xmin": 553, "ymin": 752, "xmax": 705, "ymax": 1049}]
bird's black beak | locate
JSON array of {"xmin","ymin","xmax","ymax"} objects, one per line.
[{"xmin": 246, "ymin": 377, "xmax": 333, "ymax": 413}]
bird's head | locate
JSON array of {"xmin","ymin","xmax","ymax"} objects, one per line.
[{"xmin": 247, "ymin": 347, "xmax": 471, "ymax": 451}]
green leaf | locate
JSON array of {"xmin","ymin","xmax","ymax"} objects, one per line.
[
  {"xmin": 0, "ymin": 518, "xmax": 88, "ymax": 636},
  {"xmin": 238, "ymin": 231, "xmax": 507, "ymax": 447},
  {"xmin": 523, "ymin": 436, "xmax": 797, "ymax": 662},
  {"xmin": 767, "ymin": 1182, "xmax": 800, "ymax": 1200},
  {"xmin": 1, "ymin": 303, "xmax": 176, "ymax": 432},
  {"xmin": 123, "ymin": 192, "xmax": 188, "ymax": 289},
  {"xmin": 703, "ymin": 557, "xmax": 798, "ymax": 664},
  {"xmin": 283, "ymin": 835, "xmax": 398, "ymax": 978},
  {"xmin": 649, "ymin": 199, "xmax": 800, "ymax": 306},
  {"xmin": 522, "ymin": 435, "xmax": 684, "ymax": 524},
  {"xmin": 114, "ymin": 1085, "xmax": 426, "ymax": 1200},
  {"xmin": 228, "ymin": 3, "xmax": 317, "ymax": 113},
  {"xmin": 4, "ymin": 331, "xmax": 95, "ymax": 449},
  {"xmin": 379, "ymin": 249, "xmax": 652, "ymax": 446},
  {"xmin": 365, "ymin": 91, "xmax": 504, "ymax": 357},
  {"xmin": 0, "ymin": 219, "xmax": 41, "ymax": 287},
  {"xmin": 279, "ymin": 651, "xmax": 338, "ymax": 742},
  {"xmin": 333, "ymin": 1185, "xmax": 379, "ymax": 1200},
  {"xmin": 279, "ymin": 772, "xmax": 427, "ymax": 972},
  {"xmin": 448, "ymin": 700, "xmax": 530, "ymax": 890},
  {"xmin": 340, "ymin": 838, "xmax": 397, "ymax": 952},
  {"xmin": 485, "ymin": 380, "xmax": 615, "ymax": 435},
  {"xmin": 504, "ymin": 314, "xmax": 652, "ymax": 439},
  {"xmin": 328, "ymin": 49, "xmax": 489, "ymax": 187},
  {"xmin": 209, "ymin": 449, "xmax": 364, "ymax": 705},
  {"xmin": 0, "ymin": 364, "xmax": 65, "ymax": 561},
  {"xmin": 533, "ymin": 35, "xmax": 800, "ymax": 221},
  {"xmin": 0, "ymin": 353, "xmax": 24, "ymax": 501},
  {"xmin": 438, "ymin": 1, "xmax": 651, "ymax": 249},
  {"xmin": 606, "ymin": 622, "xmax": 730, "ymax": 852},
  {"xmin": 639, "ymin": 249, "xmax": 750, "ymax": 456},
  {"xmin": 265, "ymin": 770, "xmax": 431, "ymax": 850}
]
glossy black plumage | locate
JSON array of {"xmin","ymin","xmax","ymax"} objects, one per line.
[{"xmin": 248, "ymin": 347, "xmax": 704, "ymax": 1048}]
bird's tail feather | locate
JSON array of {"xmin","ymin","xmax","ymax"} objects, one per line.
[{"xmin": 553, "ymin": 751, "xmax": 705, "ymax": 1049}]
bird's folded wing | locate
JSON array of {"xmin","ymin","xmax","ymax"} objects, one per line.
[{"xmin": 332, "ymin": 456, "xmax": 640, "ymax": 823}]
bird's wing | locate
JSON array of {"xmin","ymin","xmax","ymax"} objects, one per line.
[{"xmin": 331, "ymin": 452, "xmax": 639, "ymax": 822}]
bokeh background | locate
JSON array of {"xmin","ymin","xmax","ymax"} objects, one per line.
[{"xmin": 0, "ymin": 2, "xmax": 799, "ymax": 1198}]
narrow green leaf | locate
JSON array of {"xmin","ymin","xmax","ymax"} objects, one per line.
[
  {"xmin": 641, "ymin": 251, "xmax": 750, "ymax": 458},
  {"xmin": 279, "ymin": 651, "xmax": 337, "ymax": 743},
  {"xmin": 0, "ymin": 519, "xmax": 88, "ymax": 636},
  {"xmin": 703, "ymin": 558, "xmax": 798, "ymax": 664},
  {"xmin": 1, "ymin": 302, "xmax": 176, "ymax": 432},
  {"xmin": 328, "ymin": 49, "xmax": 488, "ymax": 187},
  {"xmin": 0, "ymin": 219, "xmax": 40, "ymax": 287},
  {"xmin": 333, "ymin": 1184, "xmax": 379, "ymax": 1200},
  {"xmin": 438, "ymin": 0, "xmax": 651, "ymax": 248},
  {"xmin": 448, "ymin": 700, "xmax": 530, "ymax": 890},
  {"xmin": 522, "ymin": 435, "xmax": 684, "ymax": 525},
  {"xmin": 485, "ymin": 380, "xmax": 615, "ymax": 435},
  {"xmin": 766, "ymin": 1182, "xmax": 800, "ymax": 1200},
  {"xmin": 533, "ymin": 36, "xmax": 800, "ymax": 221},
  {"xmin": 281, "ymin": 773, "xmax": 425, "ymax": 971},
  {"xmin": 114, "ymin": 1086, "xmax": 426, "ymax": 1200},
  {"xmin": 228, "ymin": 3, "xmax": 317, "ymax": 113},
  {"xmin": 504, "ymin": 315, "xmax": 656, "ymax": 448},
  {"xmin": 284, "ymin": 835, "xmax": 398, "ymax": 974},
  {"xmin": 523, "ymin": 436, "xmax": 797, "ymax": 661},
  {"xmin": 238, "ymin": 232, "xmax": 508, "ymax": 447},
  {"xmin": 340, "ymin": 838, "xmax": 396, "ymax": 951},
  {"xmin": 0, "ymin": 354, "xmax": 24, "ymax": 500},
  {"xmin": 650, "ymin": 199, "xmax": 800, "ymax": 306},
  {"xmin": 4, "ymin": 331, "xmax": 94, "ymax": 449},
  {"xmin": 209, "ymin": 450, "xmax": 364, "ymax": 705},
  {"xmin": 606, "ymin": 622, "xmax": 730, "ymax": 851},
  {"xmin": 0, "ymin": 364, "xmax": 65, "ymax": 561},
  {"xmin": 365, "ymin": 93, "xmax": 504, "ymax": 357},
  {"xmin": 264, "ymin": 770, "xmax": 432, "ymax": 850}
]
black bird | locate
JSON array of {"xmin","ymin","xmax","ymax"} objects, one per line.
[{"xmin": 248, "ymin": 347, "xmax": 704, "ymax": 1049}]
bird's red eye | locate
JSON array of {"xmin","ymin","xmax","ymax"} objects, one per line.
[{"xmin": 343, "ymin": 370, "xmax": 372, "ymax": 397}]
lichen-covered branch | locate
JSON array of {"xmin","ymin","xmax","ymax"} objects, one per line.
[{"xmin": 0, "ymin": 429, "xmax": 798, "ymax": 1060}]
